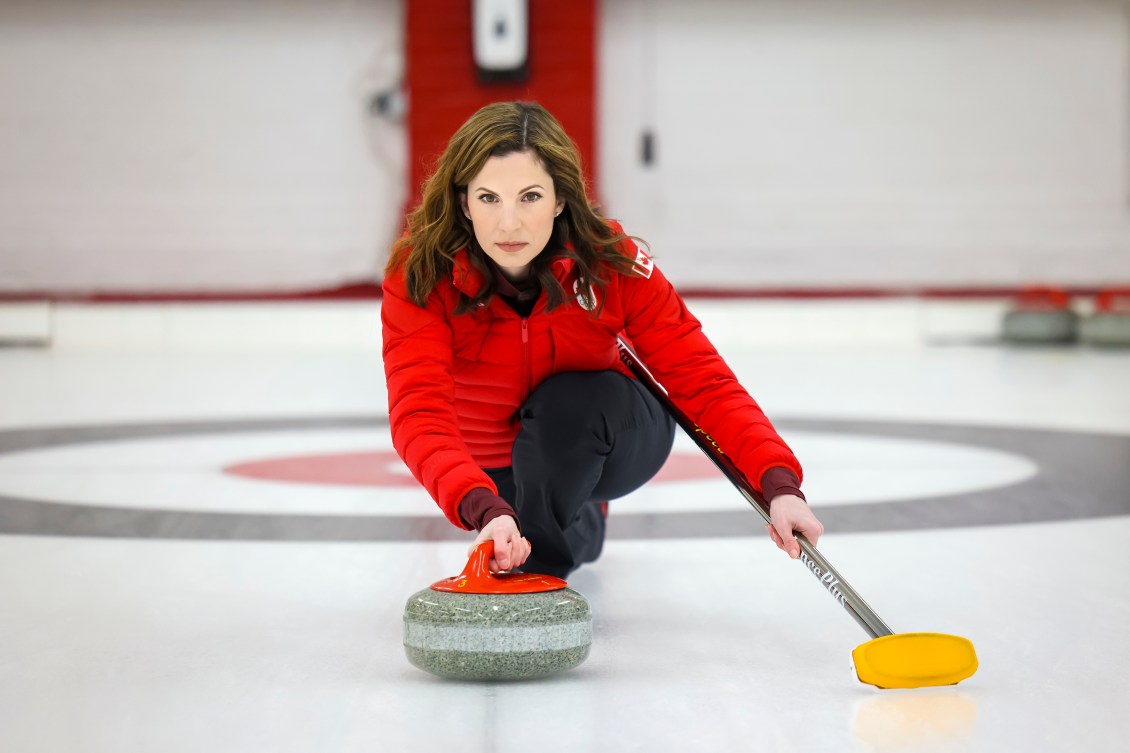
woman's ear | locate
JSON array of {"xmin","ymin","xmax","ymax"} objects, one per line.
[
  {"xmin": 555, "ymin": 198, "xmax": 565, "ymax": 217},
  {"xmin": 459, "ymin": 192, "xmax": 470, "ymax": 219}
]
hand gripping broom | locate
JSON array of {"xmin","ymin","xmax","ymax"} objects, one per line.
[{"xmin": 617, "ymin": 339, "xmax": 978, "ymax": 689}]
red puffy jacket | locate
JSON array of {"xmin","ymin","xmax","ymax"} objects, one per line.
[{"xmin": 381, "ymin": 224, "xmax": 802, "ymax": 529}]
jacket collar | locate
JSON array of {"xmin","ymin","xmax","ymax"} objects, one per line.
[{"xmin": 451, "ymin": 247, "xmax": 576, "ymax": 297}]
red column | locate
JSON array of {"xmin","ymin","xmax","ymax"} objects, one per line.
[{"xmin": 405, "ymin": 0, "xmax": 597, "ymax": 208}]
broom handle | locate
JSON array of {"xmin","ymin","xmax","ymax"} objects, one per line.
[{"xmin": 617, "ymin": 339, "xmax": 894, "ymax": 640}]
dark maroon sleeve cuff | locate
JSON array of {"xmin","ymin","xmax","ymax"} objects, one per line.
[
  {"xmin": 458, "ymin": 487, "xmax": 520, "ymax": 532},
  {"xmin": 760, "ymin": 467, "xmax": 806, "ymax": 503}
]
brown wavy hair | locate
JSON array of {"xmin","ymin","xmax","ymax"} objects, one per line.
[{"xmin": 386, "ymin": 101, "xmax": 646, "ymax": 313}]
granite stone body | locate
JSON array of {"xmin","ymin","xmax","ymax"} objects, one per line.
[
  {"xmin": 403, "ymin": 587, "xmax": 592, "ymax": 680},
  {"xmin": 1079, "ymin": 313, "xmax": 1130, "ymax": 346},
  {"xmin": 1002, "ymin": 309, "xmax": 1079, "ymax": 343}
]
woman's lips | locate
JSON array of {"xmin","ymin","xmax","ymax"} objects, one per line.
[{"xmin": 496, "ymin": 242, "xmax": 528, "ymax": 253}]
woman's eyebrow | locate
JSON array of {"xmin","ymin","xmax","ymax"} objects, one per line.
[{"xmin": 474, "ymin": 184, "xmax": 545, "ymax": 194}]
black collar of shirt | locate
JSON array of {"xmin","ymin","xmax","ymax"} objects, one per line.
[{"xmin": 488, "ymin": 260, "xmax": 539, "ymax": 302}]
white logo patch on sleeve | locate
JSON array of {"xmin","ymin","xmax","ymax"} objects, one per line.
[{"xmin": 632, "ymin": 242, "xmax": 654, "ymax": 279}]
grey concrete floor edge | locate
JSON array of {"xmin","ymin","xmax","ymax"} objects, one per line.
[{"xmin": 0, "ymin": 416, "xmax": 1126, "ymax": 540}]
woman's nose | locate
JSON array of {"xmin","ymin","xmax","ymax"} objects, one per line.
[{"xmin": 498, "ymin": 206, "xmax": 521, "ymax": 231}]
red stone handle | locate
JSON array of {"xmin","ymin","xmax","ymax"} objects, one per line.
[
  {"xmin": 461, "ymin": 541, "xmax": 497, "ymax": 583},
  {"xmin": 429, "ymin": 541, "xmax": 568, "ymax": 594}
]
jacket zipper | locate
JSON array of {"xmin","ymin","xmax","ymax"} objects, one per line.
[{"xmin": 520, "ymin": 317, "xmax": 531, "ymax": 402}]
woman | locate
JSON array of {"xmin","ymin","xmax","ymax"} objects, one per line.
[{"xmin": 382, "ymin": 101, "xmax": 822, "ymax": 578}]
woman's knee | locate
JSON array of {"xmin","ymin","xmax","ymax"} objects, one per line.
[{"xmin": 519, "ymin": 371, "xmax": 634, "ymax": 435}]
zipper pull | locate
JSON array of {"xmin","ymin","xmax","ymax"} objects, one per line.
[{"xmin": 521, "ymin": 319, "xmax": 529, "ymax": 343}]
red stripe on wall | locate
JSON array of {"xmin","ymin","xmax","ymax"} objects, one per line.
[{"xmin": 405, "ymin": 0, "xmax": 597, "ymax": 208}]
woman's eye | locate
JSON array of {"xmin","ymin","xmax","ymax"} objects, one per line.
[
  {"xmin": 522, "ymin": 192, "xmax": 542, "ymax": 202},
  {"xmin": 477, "ymin": 194, "xmax": 498, "ymax": 204}
]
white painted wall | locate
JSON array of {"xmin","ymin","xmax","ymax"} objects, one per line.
[
  {"xmin": 0, "ymin": 0, "xmax": 404, "ymax": 294},
  {"xmin": 599, "ymin": 0, "xmax": 1130, "ymax": 289},
  {"xmin": 2, "ymin": 0, "xmax": 1127, "ymax": 294}
]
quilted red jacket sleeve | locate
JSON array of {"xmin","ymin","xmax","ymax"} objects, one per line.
[
  {"xmin": 381, "ymin": 268, "xmax": 496, "ymax": 529},
  {"xmin": 616, "ymin": 244, "xmax": 803, "ymax": 491}
]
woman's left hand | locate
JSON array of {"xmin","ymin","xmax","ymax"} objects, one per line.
[{"xmin": 765, "ymin": 494, "xmax": 824, "ymax": 559}]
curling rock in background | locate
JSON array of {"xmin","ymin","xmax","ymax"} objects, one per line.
[
  {"xmin": 403, "ymin": 542, "xmax": 592, "ymax": 680},
  {"xmin": 1001, "ymin": 287, "xmax": 1078, "ymax": 344},
  {"xmin": 1079, "ymin": 288, "xmax": 1130, "ymax": 347}
]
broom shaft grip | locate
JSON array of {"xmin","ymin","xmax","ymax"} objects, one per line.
[{"xmin": 616, "ymin": 340, "xmax": 893, "ymax": 640}]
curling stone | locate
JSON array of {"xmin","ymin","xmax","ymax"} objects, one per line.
[
  {"xmin": 1001, "ymin": 287, "xmax": 1078, "ymax": 344},
  {"xmin": 403, "ymin": 542, "xmax": 592, "ymax": 680},
  {"xmin": 1079, "ymin": 288, "xmax": 1130, "ymax": 347}
]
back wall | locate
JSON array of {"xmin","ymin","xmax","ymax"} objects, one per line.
[{"xmin": 1, "ymin": 0, "xmax": 1127, "ymax": 294}]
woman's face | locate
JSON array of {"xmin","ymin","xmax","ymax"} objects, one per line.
[{"xmin": 461, "ymin": 150, "xmax": 565, "ymax": 281}]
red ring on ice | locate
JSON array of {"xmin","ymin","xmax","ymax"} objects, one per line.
[{"xmin": 224, "ymin": 450, "xmax": 716, "ymax": 487}]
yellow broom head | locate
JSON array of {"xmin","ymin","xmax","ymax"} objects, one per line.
[{"xmin": 853, "ymin": 633, "xmax": 978, "ymax": 690}]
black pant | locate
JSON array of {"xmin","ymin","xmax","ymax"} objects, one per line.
[{"xmin": 485, "ymin": 370, "xmax": 676, "ymax": 578}]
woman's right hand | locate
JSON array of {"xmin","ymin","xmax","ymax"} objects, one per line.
[{"xmin": 468, "ymin": 515, "xmax": 531, "ymax": 572}]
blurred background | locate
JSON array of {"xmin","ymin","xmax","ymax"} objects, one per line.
[{"xmin": 1, "ymin": 0, "xmax": 1127, "ymax": 348}]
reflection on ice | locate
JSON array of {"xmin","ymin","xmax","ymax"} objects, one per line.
[{"xmin": 853, "ymin": 689, "xmax": 977, "ymax": 751}]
